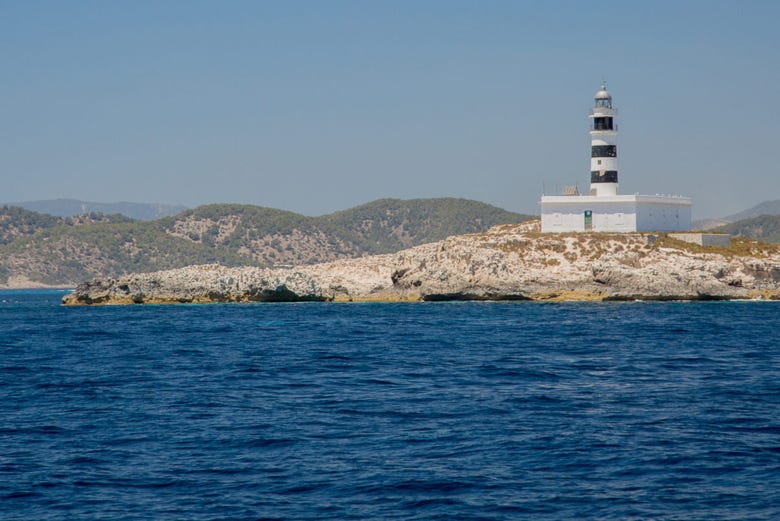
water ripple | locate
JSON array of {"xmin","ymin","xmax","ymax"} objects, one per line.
[{"xmin": 1, "ymin": 293, "xmax": 779, "ymax": 520}]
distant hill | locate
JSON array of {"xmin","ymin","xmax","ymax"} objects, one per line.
[
  {"xmin": 723, "ymin": 200, "xmax": 780, "ymax": 222},
  {"xmin": 717, "ymin": 214, "xmax": 780, "ymax": 244},
  {"xmin": 317, "ymin": 198, "xmax": 526, "ymax": 254},
  {"xmin": 695, "ymin": 199, "xmax": 780, "ymax": 230},
  {"xmin": 0, "ymin": 198, "xmax": 534, "ymax": 286},
  {"xmin": 6, "ymin": 199, "xmax": 188, "ymax": 221}
]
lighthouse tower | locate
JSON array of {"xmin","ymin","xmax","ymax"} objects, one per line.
[
  {"xmin": 589, "ymin": 82, "xmax": 618, "ymax": 196},
  {"xmin": 540, "ymin": 82, "xmax": 692, "ymax": 233}
]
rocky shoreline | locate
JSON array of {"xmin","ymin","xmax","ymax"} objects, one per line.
[{"xmin": 62, "ymin": 222, "xmax": 780, "ymax": 305}]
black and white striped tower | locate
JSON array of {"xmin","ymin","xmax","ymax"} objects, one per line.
[{"xmin": 589, "ymin": 82, "xmax": 618, "ymax": 196}]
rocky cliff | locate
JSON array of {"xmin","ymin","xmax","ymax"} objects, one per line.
[{"xmin": 62, "ymin": 221, "xmax": 780, "ymax": 305}]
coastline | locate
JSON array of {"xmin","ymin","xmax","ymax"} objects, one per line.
[
  {"xmin": 60, "ymin": 223, "xmax": 780, "ymax": 306},
  {"xmin": 61, "ymin": 289, "xmax": 780, "ymax": 306}
]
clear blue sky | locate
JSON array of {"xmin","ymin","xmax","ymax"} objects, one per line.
[{"xmin": 2, "ymin": 1, "xmax": 778, "ymax": 218}]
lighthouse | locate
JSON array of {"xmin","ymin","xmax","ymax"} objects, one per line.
[
  {"xmin": 589, "ymin": 82, "xmax": 618, "ymax": 196},
  {"xmin": 539, "ymin": 82, "xmax": 692, "ymax": 233}
]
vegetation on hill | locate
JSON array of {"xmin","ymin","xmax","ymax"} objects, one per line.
[
  {"xmin": 0, "ymin": 206, "xmax": 133, "ymax": 245},
  {"xmin": 318, "ymin": 198, "xmax": 526, "ymax": 253},
  {"xmin": 717, "ymin": 214, "xmax": 780, "ymax": 244},
  {"xmin": 0, "ymin": 206, "xmax": 61, "ymax": 244},
  {"xmin": 0, "ymin": 199, "xmax": 533, "ymax": 286},
  {"xmin": 1, "ymin": 221, "xmax": 250, "ymax": 285}
]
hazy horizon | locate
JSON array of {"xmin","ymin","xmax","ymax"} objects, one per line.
[
  {"xmin": 2, "ymin": 1, "xmax": 778, "ymax": 219},
  {"xmin": 4, "ymin": 195, "xmax": 779, "ymax": 222}
]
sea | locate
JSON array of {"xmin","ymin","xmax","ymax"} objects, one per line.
[{"xmin": 1, "ymin": 290, "xmax": 778, "ymax": 520}]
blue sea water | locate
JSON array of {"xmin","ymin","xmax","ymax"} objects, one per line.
[{"xmin": 1, "ymin": 290, "xmax": 779, "ymax": 520}]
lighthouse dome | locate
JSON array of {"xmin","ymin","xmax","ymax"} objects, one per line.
[{"xmin": 595, "ymin": 83, "xmax": 611, "ymax": 100}]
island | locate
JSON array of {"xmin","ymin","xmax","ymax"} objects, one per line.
[{"xmin": 62, "ymin": 221, "xmax": 780, "ymax": 305}]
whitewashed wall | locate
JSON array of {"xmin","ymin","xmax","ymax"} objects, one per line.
[
  {"xmin": 635, "ymin": 203, "xmax": 692, "ymax": 232},
  {"xmin": 541, "ymin": 197, "xmax": 692, "ymax": 233},
  {"xmin": 541, "ymin": 201, "xmax": 637, "ymax": 232}
]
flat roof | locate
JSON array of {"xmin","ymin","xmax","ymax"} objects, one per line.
[{"xmin": 540, "ymin": 194, "xmax": 692, "ymax": 205}]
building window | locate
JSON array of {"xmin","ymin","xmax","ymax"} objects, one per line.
[{"xmin": 593, "ymin": 117, "xmax": 613, "ymax": 130}]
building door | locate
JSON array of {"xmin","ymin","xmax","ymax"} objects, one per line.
[{"xmin": 584, "ymin": 210, "xmax": 593, "ymax": 231}]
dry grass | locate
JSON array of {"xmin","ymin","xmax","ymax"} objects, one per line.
[{"xmin": 654, "ymin": 235, "xmax": 780, "ymax": 259}]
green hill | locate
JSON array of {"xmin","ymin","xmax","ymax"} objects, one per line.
[
  {"xmin": 1, "ymin": 206, "xmax": 133, "ymax": 245},
  {"xmin": 1, "ymin": 206, "xmax": 61, "ymax": 244},
  {"xmin": 0, "ymin": 198, "xmax": 533, "ymax": 286},
  {"xmin": 318, "ymin": 198, "xmax": 527, "ymax": 253},
  {"xmin": 717, "ymin": 214, "xmax": 780, "ymax": 243}
]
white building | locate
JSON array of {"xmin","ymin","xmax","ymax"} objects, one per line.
[{"xmin": 540, "ymin": 83, "xmax": 692, "ymax": 233}]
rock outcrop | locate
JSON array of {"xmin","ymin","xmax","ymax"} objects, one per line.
[{"xmin": 62, "ymin": 222, "xmax": 780, "ymax": 305}]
